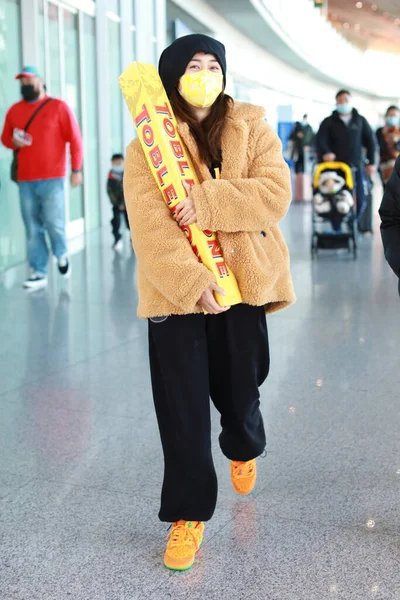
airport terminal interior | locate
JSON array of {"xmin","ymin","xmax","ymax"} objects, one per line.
[{"xmin": 1, "ymin": 0, "xmax": 400, "ymax": 598}]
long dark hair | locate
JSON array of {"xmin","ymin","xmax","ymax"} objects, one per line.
[{"xmin": 169, "ymin": 88, "xmax": 233, "ymax": 166}]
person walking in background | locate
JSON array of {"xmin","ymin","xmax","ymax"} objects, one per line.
[
  {"xmin": 290, "ymin": 113, "xmax": 314, "ymax": 174},
  {"xmin": 379, "ymin": 155, "xmax": 400, "ymax": 295},
  {"xmin": 107, "ymin": 153, "xmax": 130, "ymax": 252},
  {"xmin": 1, "ymin": 66, "xmax": 83, "ymax": 290},
  {"xmin": 124, "ymin": 34, "xmax": 295, "ymax": 572},
  {"xmin": 376, "ymin": 105, "xmax": 400, "ymax": 188},
  {"xmin": 316, "ymin": 90, "xmax": 376, "ymax": 224}
]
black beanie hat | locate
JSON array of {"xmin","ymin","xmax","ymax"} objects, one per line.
[{"xmin": 158, "ymin": 34, "xmax": 226, "ymax": 97}]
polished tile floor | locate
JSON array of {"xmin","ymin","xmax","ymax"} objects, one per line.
[{"xmin": 1, "ymin": 194, "xmax": 400, "ymax": 600}]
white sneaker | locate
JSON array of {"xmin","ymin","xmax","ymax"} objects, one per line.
[
  {"xmin": 23, "ymin": 272, "xmax": 48, "ymax": 289},
  {"xmin": 113, "ymin": 239, "xmax": 123, "ymax": 252},
  {"xmin": 58, "ymin": 256, "xmax": 71, "ymax": 278}
]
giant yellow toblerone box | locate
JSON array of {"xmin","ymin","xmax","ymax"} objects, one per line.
[{"xmin": 118, "ymin": 62, "xmax": 242, "ymax": 307}]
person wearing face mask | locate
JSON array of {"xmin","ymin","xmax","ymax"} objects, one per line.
[
  {"xmin": 123, "ymin": 34, "xmax": 295, "ymax": 571},
  {"xmin": 289, "ymin": 113, "xmax": 315, "ymax": 202},
  {"xmin": 316, "ymin": 90, "xmax": 376, "ymax": 227},
  {"xmin": 376, "ymin": 106, "xmax": 400, "ymax": 188},
  {"xmin": 289, "ymin": 113, "xmax": 314, "ymax": 174},
  {"xmin": 1, "ymin": 66, "xmax": 83, "ymax": 290}
]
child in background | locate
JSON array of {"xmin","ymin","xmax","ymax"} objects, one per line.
[{"xmin": 107, "ymin": 153, "xmax": 130, "ymax": 251}]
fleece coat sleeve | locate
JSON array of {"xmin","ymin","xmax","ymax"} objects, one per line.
[
  {"xmin": 124, "ymin": 140, "xmax": 216, "ymax": 312},
  {"xmin": 191, "ymin": 120, "xmax": 291, "ymax": 233},
  {"xmin": 379, "ymin": 156, "xmax": 400, "ymax": 279}
]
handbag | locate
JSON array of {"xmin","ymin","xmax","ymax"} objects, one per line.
[{"xmin": 11, "ymin": 97, "xmax": 52, "ymax": 183}]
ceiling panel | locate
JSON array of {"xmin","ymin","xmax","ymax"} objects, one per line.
[
  {"xmin": 204, "ymin": 0, "xmax": 398, "ymax": 97},
  {"xmin": 327, "ymin": 0, "xmax": 400, "ymax": 54}
]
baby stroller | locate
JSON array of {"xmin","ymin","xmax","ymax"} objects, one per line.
[{"xmin": 311, "ymin": 161, "xmax": 357, "ymax": 259}]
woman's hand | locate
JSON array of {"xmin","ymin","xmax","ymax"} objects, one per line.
[
  {"xmin": 198, "ymin": 283, "xmax": 231, "ymax": 315},
  {"xmin": 175, "ymin": 181, "xmax": 197, "ymax": 227}
]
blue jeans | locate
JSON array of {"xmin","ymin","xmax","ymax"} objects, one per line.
[{"xmin": 19, "ymin": 178, "xmax": 67, "ymax": 276}]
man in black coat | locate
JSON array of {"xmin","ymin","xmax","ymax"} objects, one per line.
[
  {"xmin": 379, "ymin": 155, "xmax": 400, "ymax": 294},
  {"xmin": 317, "ymin": 90, "xmax": 376, "ymax": 221}
]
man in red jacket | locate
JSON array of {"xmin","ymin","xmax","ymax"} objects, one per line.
[{"xmin": 1, "ymin": 66, "xmax": 83, "ymax": 289}]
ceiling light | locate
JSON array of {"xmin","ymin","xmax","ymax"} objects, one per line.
[
  {"xmin": 356, "ymin": 1, "xmax": 362, "ymax": 7},
  {"xmin": 371, "ymin": 4, "xmax": 377, "ymax": 10},
  {"xmin": 354, "ymin": 23, "xmax": 361, "ymax": 30},
  {"xmin": 395, "ymin": 18, "xmax": 400, "ymax": 24},
  {"xmin": 343, "ymin": 22, "xmax": 350, "ymax": 28}
]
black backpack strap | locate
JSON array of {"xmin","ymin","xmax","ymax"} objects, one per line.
[{"xmin": 23, "ymin": 97, "xmax": 52, "ymax": 132}]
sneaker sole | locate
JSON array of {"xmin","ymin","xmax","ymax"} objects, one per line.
[
  {"xmin": 231, "ymin": 473, "xmax": 257, "ymax": 495},
  {"xmin": 163, "ymin": 542, "xmax": 203, "ymax": 571},
  {"xmin": 23, "ymin": 281, "xmax": 48, "ymax": 289},
  {"xmin": 164, "ymin": 561, "xmax": 195, "ymax": 572},
  {"xmin": 231, "ymin": 483, "xmax": 256, "ymax": 495}
]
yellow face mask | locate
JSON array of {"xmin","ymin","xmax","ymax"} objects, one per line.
[{"xmin": 178, "ymin": 70, "xmax": 223, "ymax": 108}]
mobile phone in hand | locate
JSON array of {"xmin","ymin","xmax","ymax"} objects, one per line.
[{"xmin": 13, "ymin": 128, "xmax": 33, "ymax": 146}]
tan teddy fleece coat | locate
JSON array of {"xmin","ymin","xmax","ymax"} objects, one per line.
[{"xmin": 124, "ymin": 101, "xmax": 296, "ymax": 319}]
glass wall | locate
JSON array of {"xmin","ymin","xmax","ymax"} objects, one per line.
[
  {"xmin": 107, "ymin": 14, "xmax": 123, "ymax": 155},
  {"xmin": 0, "ymin": 0, "xmax": 164, "ymax": 272},
  {"xmin": 83, "ymin": 14, "xmax": 100, "ymax": 231},
  {"xmin": 48, "ymin": 2, "xmax": 62, "ymax": 98},
  {"xmin": 37, "ymin": 0, "xmax": 46, "ymax": 79},
  {"xmin": 36, "ymin": 1, "xmax": 90, "ymax": 233},
  {"xmin": 152, "ymin": 0, "xmax": 158, "ymax": 63},
  {"xmin": 0, "ymin": 0, "xmax": 25, "ymax": 272},
  {"xmin": 131, "ymin": 0, "xmax": 136, "ymax": 59},
  {"xmin": 63, "ymin": 7, "xmax": 84, "ymax": 223},
  {"xmin": 166, "ymin": 1, "xmax": 210, "ymax": 44}
]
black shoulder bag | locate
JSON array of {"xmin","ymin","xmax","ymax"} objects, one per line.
[{"xmin": 11, "ymin": 97, "xmax": 52, "ymax": 183}]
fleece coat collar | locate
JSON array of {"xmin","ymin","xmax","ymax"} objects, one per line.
[{"xmin": 177, "ymin": 102, "xmax": 264, "ymax": 183}]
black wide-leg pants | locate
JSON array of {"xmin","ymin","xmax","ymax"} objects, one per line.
[{"xmin": 148, "ymin": 303, "xmax": 270, "ymax": 523}]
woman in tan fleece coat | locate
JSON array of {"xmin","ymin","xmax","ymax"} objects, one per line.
[{"xmin": 124, "ymin": 34, "xmax": 295, "ymax": 572}]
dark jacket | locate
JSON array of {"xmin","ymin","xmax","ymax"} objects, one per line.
[
  {"xmin": 107, "ymin": 170, "xmax": 124, "ymax": 207},
  {"xmin": 316, "ymin": 108, "xmax": 375, "ymax": 167},
  {"xmin": 290, "ymin": 122, "xmax": 314, "ymax": 152},
  {"xmin": 379, "ymin": 155, "xmax": 400, "ymax": 293}
]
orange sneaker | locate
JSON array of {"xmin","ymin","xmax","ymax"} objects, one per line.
[
  {"xmin": 230, "ymin": 459, "xmax": 257, "ymax": 495},
  {"xmin": 164, "ymin": 520, "xmax": 204, "ymax": 571}
]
